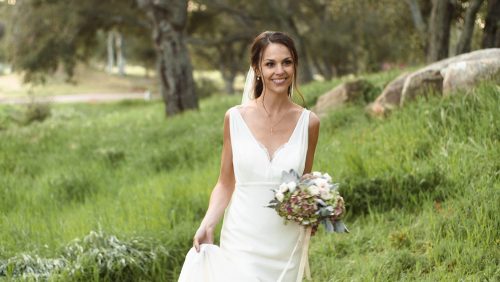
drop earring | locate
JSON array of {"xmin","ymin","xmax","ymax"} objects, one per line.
[{"xmin": 257, "ymin": 76, "xmax": 260, "ymax": 80}]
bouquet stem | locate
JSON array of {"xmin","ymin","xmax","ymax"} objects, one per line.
[{"xmin": 296, "ymin": 226, "xmax": 312, "ymax": 282}]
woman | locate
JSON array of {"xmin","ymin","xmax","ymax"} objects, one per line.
[{"xmin": 179, "ymin": 31, "xmax": 320, "ymax": 282}]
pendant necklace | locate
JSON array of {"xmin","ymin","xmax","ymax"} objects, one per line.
[{"xmin": 268, "ymin": 111, "xmax": 288, "ymax": 135}]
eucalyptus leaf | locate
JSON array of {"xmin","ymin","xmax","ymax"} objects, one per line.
[
  {"xmin": 333, "ymin": 221, "xmax": 349, "ymax": 233},
  {"xmin": 281, "ymin": 169, "xmax": 300, "ymax": 183},
  {"xmin": 319, "ymin": 206, "xmax": 333, "ymax": 217},
  {"xmin": 329, "ymin": 183, "xmax": 340, "ymax": 191},
  {"xmin": 315, "ymin": 198, "xmax": 327, "ymax": 207},
  {"xmin": 323, "ymin": 220, "xmax": 334, "ymax": 233},
  {"xmin": 302, "ymin": 179, "xmax": 315, "ymax": 186}
]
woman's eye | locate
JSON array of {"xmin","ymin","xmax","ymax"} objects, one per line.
[
  {"xmin": 266, "ymin": 62, "xmax": 274, "ymax": 67},
  {"xmin": 284, "ymin": 60, "xmax": 293, "ymax": 66}
]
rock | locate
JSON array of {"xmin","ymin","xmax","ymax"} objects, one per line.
[
  {"xmin": 371, "ymin": 48, "xmax": 500, "ymax": 108},
  {"xmin": 313, "ymin": 79, "xmax": 373, "ymax": 117},
  {"xmin": 421, "ymin": 48, "xmax": 500, "ymax": 72},
  {"xmin": 366, "ymin": 72, "xmax": 409, "ymax": 116},
  {"xmin": 400, "ymin": 69, "xmax": 443, "ymax": 106},
  {"xmin": 442, "ymin": 58, "xmax": 500, "ymax": 95}
]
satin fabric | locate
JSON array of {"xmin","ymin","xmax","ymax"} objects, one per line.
[{"xmin": 179, "ymin": 106, "xmax": 310, "ymax": 282}]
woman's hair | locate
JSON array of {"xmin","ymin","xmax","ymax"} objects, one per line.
[{"xmin": 250, "ymin": 31, "xmax": 304, "ymax": 104}]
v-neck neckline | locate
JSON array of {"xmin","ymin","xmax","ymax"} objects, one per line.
[{"xmin": 234, "ymin": 107, "xmax": 306, "ymax": 163}]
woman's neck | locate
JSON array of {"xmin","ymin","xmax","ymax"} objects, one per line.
[{"xmin": 255, "ymin": 91, "xmax": 291, "ymax": 117}]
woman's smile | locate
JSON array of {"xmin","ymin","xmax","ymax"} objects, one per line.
[
  {"xmin": 271, "ymin": 78, "xmax": 288, "ymax": 85},
  {"xmin": 259, "ymin": 43, "xmax": 295, "ymax": 96}
]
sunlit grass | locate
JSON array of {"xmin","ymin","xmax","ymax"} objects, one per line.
[{"xmin": 0, "ymin": 70, "xmax": 498, "ymax": 281}]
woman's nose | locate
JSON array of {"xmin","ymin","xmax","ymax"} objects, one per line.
[{"xmin": 275, "ymin": 64, "xmax": 285, "ymax": 74}]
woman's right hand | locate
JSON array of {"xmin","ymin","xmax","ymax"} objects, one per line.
[{"xmin": 193, "ymin": 224, "xmax": 215, "ymax": 252}]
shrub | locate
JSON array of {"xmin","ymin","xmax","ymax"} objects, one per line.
[
  {"xmin": 62, "ymin": 230, "xmax": 170, "ymax": 282},
  {"xmin": 49, "ymin": 173, "xmax": 96, "ymax": 203},
  {"xmin": 23, "ymin": 102, "xmax": 51, "ymax": 125},
  {"xmin": 96, "ymin": 148, "xmax": 126, "ymax": 168},
  {"xmin": 194, "ymin": 77, "xmax": 220, "ymax": 99}
]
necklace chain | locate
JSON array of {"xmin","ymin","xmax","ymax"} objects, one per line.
[{"xmin": 267, "ymin": 111, "xmax": 288, "ymax": 135}]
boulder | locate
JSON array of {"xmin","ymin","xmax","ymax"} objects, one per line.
[
  {"xmin": 385, "ymin": 48, "xmax": 500, "ymax": 107},
  {"xmin": 420, "ymin": 48, "xmax": 500, "ymax": 72},
  {"xmin": 400, "ymin": 69, "xmax": 443, "ymax": 106},
  {"xmin": 366, "ymin": 72, "xmax": 409, "ymax": 116},
  {"xmin": 313, "ymin": 79, "xmax": 373, "ymax": 117},
  {"xmin": 442, "ymin": 58, "xmax": 500, "ymax": 95}
]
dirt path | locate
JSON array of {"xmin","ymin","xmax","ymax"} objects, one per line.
[{"xmin": 0, "ymin": 92, "xmax": 156, "ymax": 105}]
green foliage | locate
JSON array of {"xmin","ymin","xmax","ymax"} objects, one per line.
[
  {"xmin": 49, "ymin": 172, "xmax": 96, "ymax": 203},
  {"xmin": 0, "ymin": 253, "xmax": 66, "ymax": 280},
  {"xmin": 0, "ymin": 72, "xmax": 498, "ymax": 281},
  {"xmin": 0, "ymin": 230, "xmax": 170, "ymax": 281},
  {"xmin": 297, "ymin": 0, "xmax": 422, "ymax": 77},
  {"xmin": 7, "ymin": 0, "xmax": 146, "ymax": 83},
  {"xmin": 61, "ymin": 230, "xmax": 169, "ymax": 281},
  {"xmin": 0, "ymin": 102, "xmax": 51, "ymax": 128},
  {"xmin": 194, "ymin": 77, "xmax": 220, "ymax": 99},
  {"xmin": 23, "ymin": 102, "xmax": 52, "ymax": 125}
]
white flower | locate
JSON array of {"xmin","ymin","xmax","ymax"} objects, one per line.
[
  {"xmin": 307, "ymin": 185, "xmax": 320, "ymax": 196},
  {"xmin": 320, "ymin": 190, "xmax": 334, "ymax": 200},
  {"xmin": 287, "ymin": 181, "xmax": 297, "ymax": 192},
  {"xmin": 278, "ymin": 183, "xmax": 289, "ymax": 193},
  {"xmin": 276, "ymin": 192, "xmax": 284, "ymax": 202},
  {"xmin": 312, "ymin": 171, "xmax": 322, "ymax": 177},
  {"xmin": 323, "ymin": 173, "xmax": 332, "ymax": 182},
  {"xmin": 314, "ymin": 178, "xmax": 328, "ymax": 189}
]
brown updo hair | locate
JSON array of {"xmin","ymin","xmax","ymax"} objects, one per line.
[{"xmin": 250, "ymin": 31, "xmax": 304, "ymax": 104}]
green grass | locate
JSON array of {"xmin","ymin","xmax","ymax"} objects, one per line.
[{"xmin": 0, "ymin": 70, "xmax": 498, "ymax": 281}]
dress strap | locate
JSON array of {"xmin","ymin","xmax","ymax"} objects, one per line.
[{"xmin": 297, "ymin": 109, "xmax": 310, "ymax": 175}]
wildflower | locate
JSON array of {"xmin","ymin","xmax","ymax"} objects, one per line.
[{"xmin": 276, "ymin": 192, "xmax": 284, "ymax": 202}]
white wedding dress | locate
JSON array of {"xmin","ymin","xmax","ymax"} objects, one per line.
[{"xmin": 178, "ymin": 106, "xmax": 310, "ymax": 282}]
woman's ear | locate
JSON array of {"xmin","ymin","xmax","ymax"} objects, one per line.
[
  {"xmin": 253, "ymin": 67, "xmax": 260, "ymax": 78},
  {"xmin": 254, "ymin": 71, "xmax": 261, "ymax": 80}
]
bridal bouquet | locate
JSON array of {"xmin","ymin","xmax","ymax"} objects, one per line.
[{"xmin": 267, "ymin": 169, "xmax": 348, "ymax": 235}]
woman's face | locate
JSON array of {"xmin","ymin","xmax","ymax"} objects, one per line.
[{"xmin": 258, "ymin": 43, "xmax": 294, "ymax": 97}]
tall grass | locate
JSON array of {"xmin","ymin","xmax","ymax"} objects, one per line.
[{"xmin": 0, "ymin": 73, "xmax": 498, "ymax": 281}]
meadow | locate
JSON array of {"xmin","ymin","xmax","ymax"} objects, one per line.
[{"xmin": 0, "ymin": 69, "xmax": 498, "ymax": 281}]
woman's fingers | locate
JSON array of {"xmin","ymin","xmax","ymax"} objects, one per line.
[{"xmin": 193, "ymin": 237, "xmax": 200, "ymax": 252}]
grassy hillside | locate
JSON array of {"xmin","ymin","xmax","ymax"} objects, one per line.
[{"xmin": 0, "ymin": 71, "xmax": 498, "ymax": 281}]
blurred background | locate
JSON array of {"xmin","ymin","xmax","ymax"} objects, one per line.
[
  {"xmin": 0, "ymin": 0, "xmax": 498, "ymax": 114},
  {"xmin": 0, "ymin": 1, "xmax": 498, "ymax": 281}
]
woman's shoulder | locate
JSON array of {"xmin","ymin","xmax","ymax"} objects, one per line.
[
  {"xmin": 224, "ymin": 105, "xmax": 246, "ymax": 122},
  {"xmin": 308, "ymin": 110, "xmax": 320, "ymax": 129},
  {"xmin": 228, "ymin": 104, "xmax": 258, "ymax": 117}
]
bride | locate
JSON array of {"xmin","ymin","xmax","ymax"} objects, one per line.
[{"xmin": 178, "ymin": 31, "xmax": 320, "ymax": 282}]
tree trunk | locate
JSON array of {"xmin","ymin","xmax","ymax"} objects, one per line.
[
  {"xmin": 406, "ymin": 0, "xmax": 427, "ymax": 35},
  {"xmin": 115, "ymin": 31, "xmax": 126, "ymax": 76},
  {"xmin": 311, "ymin": 55, "xmax": 334, "ymax": 81},
  {"xmin": 137, "ymin": 0, "xmax": 198, "ymax": 116},
  {"xmin": 269, "ymin": 0, "xmax": 314, "ymax": 83},
  {"xmin": 106, "ymin": 31, "xmax": 114, "ymax": 73},
  {"xmin": 482, "ymin": 0, "xmax": 500, "ymax": 48},
  {"xmin": 427, "ymin": 0, "xmax": 455, "ymax": 62},
  {"xmin": 284, "ymin": 17, "xmax": 314, "ymax": 83},
  {"xmin": 221, "ymin": 71, "xmax": 236, "ymax": 95},
  {"xmin": 218, "ymin": 43, "xmax": 238, "ymax": 95},
  {"xmin": 0, "ymin": 22, "xmax": 5, "ymax": 40},
  {"xmin": 456, "ymin": 0, "xmax": 485, "ymax": 54}
]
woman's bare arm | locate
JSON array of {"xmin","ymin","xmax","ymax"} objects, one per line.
[
  {"xmin": 194, "ymin": 109, "xmax": 235, "ymax": 250},
  {"xmin": 303, "ymin": 111, "xmax": 320, "ymax": 174}
]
